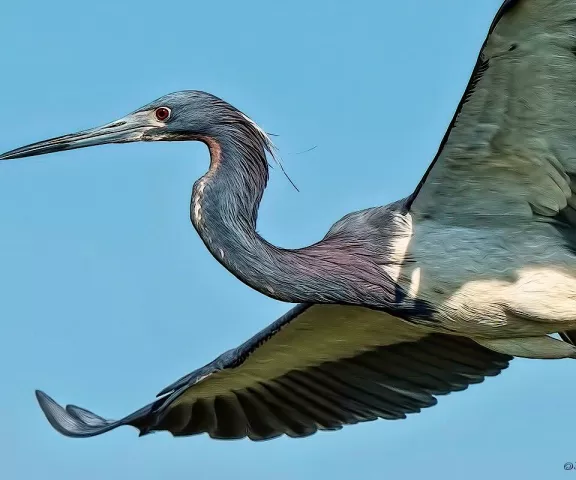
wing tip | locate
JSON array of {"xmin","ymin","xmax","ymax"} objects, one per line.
[{"xmin": 34, "ymin": 389, "xmax": 121, "ymax": 438}]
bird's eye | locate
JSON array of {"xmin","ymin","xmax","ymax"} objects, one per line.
[{"xmin": 155, "ymin": 107, "xmax": 171, "ymax": 122}]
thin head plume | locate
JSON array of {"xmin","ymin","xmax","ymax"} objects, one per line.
[
  {"xmin": 291, "ymin": 145, "xmax": 317, "ymax": 155},
  {"xmin": 266, "ymin": 138, "xmax": 300, "ymax": 193},
  {"xmin": 239, "ymin": 113, "xmax": 299, "ymax": 192}
]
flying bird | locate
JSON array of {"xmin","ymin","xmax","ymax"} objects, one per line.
[{"xmin": 2, "ymin": 0, "xmax": 575, "ymax": 440}]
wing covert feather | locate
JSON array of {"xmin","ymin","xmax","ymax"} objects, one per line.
[{"xmin": 410, "ymin": 0, "xmax": 576, "ymax": 222}]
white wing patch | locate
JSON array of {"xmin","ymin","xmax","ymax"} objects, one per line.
[{"xmin": 403, "ymin": 218, "xmax": 576, "ymax": 336}]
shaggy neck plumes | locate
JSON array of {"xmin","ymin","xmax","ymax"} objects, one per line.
[
  {"xmin": 191, "ymin": 123, "xmax": 290, "ymax": 300},
  {"xmin": 190, "ymin": 120, "xmax": 398, "ymax": 308}
]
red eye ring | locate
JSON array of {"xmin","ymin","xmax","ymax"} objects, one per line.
[{"xmin": 155, "ymin": 107, "xmax": 171, "ymax": 121}]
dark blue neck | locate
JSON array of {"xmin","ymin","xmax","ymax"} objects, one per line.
[{"xmin": 190, "ymin": 130, "xmax": 398, "ymax": 308}]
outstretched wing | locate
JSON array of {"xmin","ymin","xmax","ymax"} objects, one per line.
[
  {"xmin": 408, "ymin": 0, "xmax": 576, "ymax": 223},
  {"xmin": 36, "ymin": 304, "xmax": 512, "ymax": 441}
]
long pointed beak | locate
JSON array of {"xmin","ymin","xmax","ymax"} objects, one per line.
[{"xmin": 0, "ymin": 114, "xmax": 153, "ymax": 161}]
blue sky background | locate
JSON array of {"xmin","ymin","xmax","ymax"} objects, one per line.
[{"xmin": 0, "ymin": 0, "xmax": 573, "ymax": 478}]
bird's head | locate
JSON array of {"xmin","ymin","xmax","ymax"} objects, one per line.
[{"xmin": 0, "ymin": 90, "xmax": 272, "ymax": 160}]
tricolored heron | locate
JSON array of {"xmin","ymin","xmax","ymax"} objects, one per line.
[{"xmin": 1, "ymin": 0, "xmax": 575, "ymax": 440}]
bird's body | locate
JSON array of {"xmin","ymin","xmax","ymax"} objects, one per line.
[
  {"xmin": 2, "ymin": 0, "xmax": 576, "ymax": 440},
  {"xmin": 331, "ymin": 207, "xmax": 576, "ymax": 339}
]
